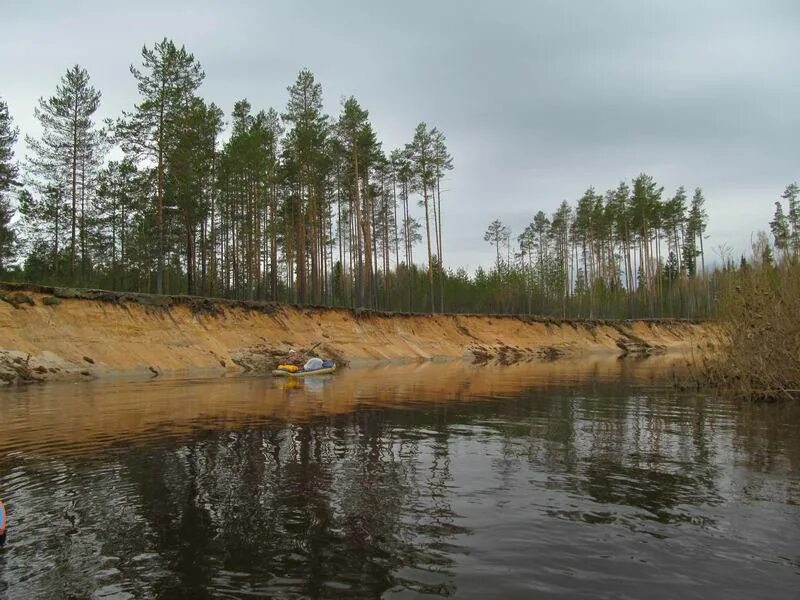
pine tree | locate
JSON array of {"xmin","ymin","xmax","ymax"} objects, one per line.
[
  {"xmin": 166, "ymin": 98, "xmax": 223, "ymax": 295},
  {"xmin": 391, "ymin": 147, "xmax": 415, "ymax": 309},
  {"xmin": 336, "ymin": 97, "xmax": 371, "ymax": 307},
  {"xmin": 573, "ymin": 188, "xmax": 595, "ymax": 292},
  {"xmin": 217, "ymin": 99, "xmax": 283, "ymax": 299},
  {"xmin": 0, "ymin": 99, "xmax": 19, "ymax": 270},
  {"xmin": 359, "ymin": 123, "xmax": 383, "ymax": 307},
  {"xmin": 630, "ymin": 174, "xmax": 664, "ymax": 297},
  {"xmin": 283, "ymin": 69, "xmax": 328, "ymax": 304},
  {"xmin": 25, "ymin": 65, "xmax": 102, "ymax": 279},
  {"xmin": 517, "ymin": 222, "xmax": 537, "ymax": 313},
  {"xmin": 484, "ymin": 219, "xmax": 509, "ymax": 270},
  {"xmin": 781, "ymin": 183, "xmax": 799, "ymax": 258},
  {"xmin": 664, "ymin": 251, "xmax": 679, "ymax": 282},
  {"xmin": 409, "ymin": 123, "xmax": 437, "ymax": 312},
  {"xmin": 682, "ymin": 221, "xmax": 697, "ymax": 276},
  {"xmin": 261, "ymin": 108, "xmax": 283, "ymax": 301},
  {"xmin": 120, "ymin": 39, "xmax": 205, "ymax": 294},
  {"xmin": 431, "ymin": 128, "xmax": 453, "ymax": 312},
  {"xmin": 608, "ymin": 181, "xmax": 633, "ymax": 293},
  {"xmin": 770, "ymin": 200, "xmax": 790, "ymax": 260},
  {"xmin": 689, "ymin": 187, "xmax": 708, "ymax": 275},
  {"xmin": 94, "ymin": 159, "xmax": 145, "ymax": 290},
  {"xmin": 17, "ymin": 185, "xmax": 69, "ymax": 277},
  {"xmin": 663, "ymin": 186, "xmax": 687, "ymax": 275},
  {"xmin": 550, "ymin": 202, "xmax": 571, "ymax": 313},
  {"xmin": 760, "ymin": 239, "xmax": 775, "ymax": 267}
]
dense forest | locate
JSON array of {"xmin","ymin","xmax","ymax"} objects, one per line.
[
  {"xmin": 0, "ymin": 38, "xmax": 795, "ymax": 318},
  {"xmin": 0, "ymin": 41, "xmax": 453, "ymax": 313}
]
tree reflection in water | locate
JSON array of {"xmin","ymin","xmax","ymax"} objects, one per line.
[{"xmin": 0, "ymin": 361, "xmax": 798, "ymax": 599}]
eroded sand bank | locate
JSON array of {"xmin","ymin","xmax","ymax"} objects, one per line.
[{"xmin": 0, "ymin": 284, "xmax": 712, "ymax": 385}]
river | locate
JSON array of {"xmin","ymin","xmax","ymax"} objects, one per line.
[{"xmin": 0, "ymin": 358, "xmax": 798, "ymax": 599}]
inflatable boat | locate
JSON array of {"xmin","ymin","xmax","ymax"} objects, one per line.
[{"xmin": 272, "ymin": 365, "xmax": 336, "ymax": 377}]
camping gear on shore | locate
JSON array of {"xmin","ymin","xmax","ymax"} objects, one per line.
[
  {"xmin": 304, "ymin": 357, "xmax": 323, "ymax": 371},
  {"xmin": 1, "ymin": 498, "xmax": 7, "ymax": 545},
  {"xmin": 273, "ymin": 356, "xmax": 336, "ymax": 377}
]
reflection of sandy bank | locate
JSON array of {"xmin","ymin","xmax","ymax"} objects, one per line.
[
  {"xmin": 0, "ymin": 356, "xmax": 691, "ymax": 457},
  {"xmin": 334, "ymin": 354, "xmax": 692, "ymax": 401}
]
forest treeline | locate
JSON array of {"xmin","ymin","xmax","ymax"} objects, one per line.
[
  {"xmin": 477, "ymin": 176, "xmax": 714, "ymax": 318},
  {"xmin": 0, "ymin": 39, "xmax": 452, "ymax": 313},
  {"xmin": 0, "ymin": 38, "xmax": 795, "ymax": 318}
]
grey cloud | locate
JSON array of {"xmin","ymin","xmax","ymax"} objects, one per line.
[{"xmin": 2, "ymin": 0, "xmax": 798, "ymax": 267}]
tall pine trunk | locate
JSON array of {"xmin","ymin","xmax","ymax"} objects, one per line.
[
  {"xmin": 423, "ymin": 183, "xmax": 435, "ymax": 313},
  {"xmin": 71, "ymin": 99, "xmax": 78, "ymax": 278}
]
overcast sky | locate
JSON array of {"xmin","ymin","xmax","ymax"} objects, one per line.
[{"xmin": 2, "ymin": 0, "xmax": 798, "ymax": 270}]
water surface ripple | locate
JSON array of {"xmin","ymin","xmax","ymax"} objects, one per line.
[{"xmin": 0, "ymin": 359, "xmax": 798, "ymax": 598}]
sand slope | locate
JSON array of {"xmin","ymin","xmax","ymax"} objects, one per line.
[{"xmin": 0, "ymin": 285, "xmax": 711, "ymax": 384}]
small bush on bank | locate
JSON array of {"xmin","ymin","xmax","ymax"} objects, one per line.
[{"xmin": 705, "ymin": 260, "xmax": 800, "ymax": 401}]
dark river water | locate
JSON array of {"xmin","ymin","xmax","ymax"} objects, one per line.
[{"xmin": 0, "ymin": 358, "xmax": 798, "ymax": 599}]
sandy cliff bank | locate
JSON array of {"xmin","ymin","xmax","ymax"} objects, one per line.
[{"xmin": 0, "ymin": 283, "xmax": 713, "ymax": 385}]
